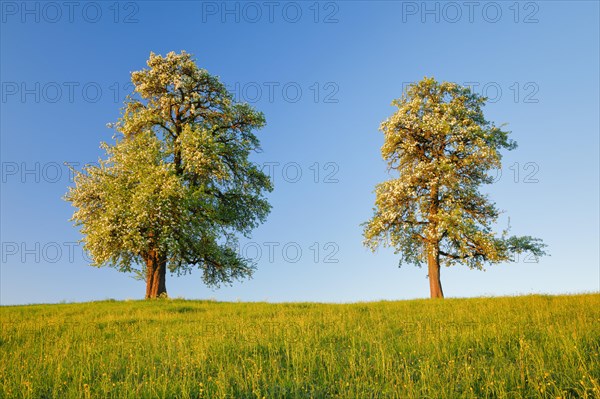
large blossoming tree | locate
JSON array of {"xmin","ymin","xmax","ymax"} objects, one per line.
[
  {"xmin": 363, "ymin": 77, "xmax": 546, "ymax": 298},
  {"xmin": 66, "ymin": 51, "xmax": 272, "ymax": 298}
]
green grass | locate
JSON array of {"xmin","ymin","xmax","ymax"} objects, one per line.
[{"xmin": 1, "ymin": 294, "xmax": 598, "ymax": 398}]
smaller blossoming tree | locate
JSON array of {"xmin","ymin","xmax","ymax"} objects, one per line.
[{"xmin": 363, "ymin": 77, "xmax": 547, "ymax": 298}]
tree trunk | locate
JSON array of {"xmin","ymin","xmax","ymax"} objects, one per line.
[
  {"xmin": 145, "ymin": 248, "xmax": 167, "ymax": 299},
  {"xmin": 427, "ymin": 181, "xmax": 444, "ymax": 298},
  {"xmin": 427, "ymin": 244, "xmax": 444, "ymax": 298}
]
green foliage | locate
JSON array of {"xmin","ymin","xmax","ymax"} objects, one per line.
[
  {"xmin": 363, "ymin": 77, "xmax": 547, "ymax": 270},
  {"xmin": 65, "ymin": 51, "xmax": 272, "ymax": 287},
  {"xmin": 1, "ymin": 294, "xmax": 598, "ymax": 398}
]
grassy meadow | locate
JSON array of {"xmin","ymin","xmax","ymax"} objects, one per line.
[{"xmin": 1, "ymin": 294, "xmax": 598, "ymax": 398}]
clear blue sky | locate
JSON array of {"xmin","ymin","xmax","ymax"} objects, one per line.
[{"xmin": 1, "ymin": 1, "xmax": 598, "ymax": 305}]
